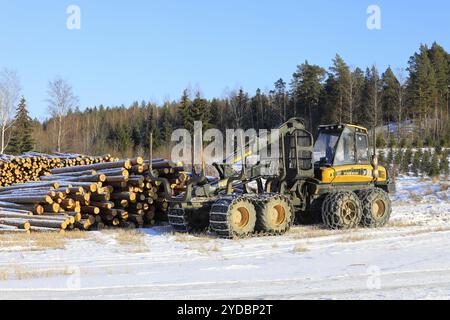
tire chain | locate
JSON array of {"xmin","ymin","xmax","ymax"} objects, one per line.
[{"xmin": 321, "ymin": 191, "xmax": 362, "ymax": 230}]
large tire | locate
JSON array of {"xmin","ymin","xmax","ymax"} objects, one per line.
[
  {"xmin": 357, "ymin": 188, "xmax": 392, "ymax": 228},
  {"xmin": 168, "ymin": 205, "xmax": 210, "ymax": 233},
  {"xmin": 210, "ymin": 196, "xmax": 257, "ymax": 238},
  {"xmin": 322, "ymin": 191, "xmax": 362, "ymax": 229},
  {"xmin": 255, "ymin": 195, "xmax": 294, "ymax": 234}
]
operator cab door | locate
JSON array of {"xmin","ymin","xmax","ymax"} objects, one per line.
[
  {"xmin": 330, "ymin": 127, "xmax": 373, "ymax": 183},
  {"xmin": 283, "ymin": 129, "xmax": 314, "ymax": 180}
]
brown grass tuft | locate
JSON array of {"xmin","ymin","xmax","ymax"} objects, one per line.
[
  {"xmin": 0, "ymin": 231, "xmax": 88, "ymax": 251},
  {"xmin": 340, "ymin": 233, "xmax": 373, "ymax": 243},
  {"xmin": 289, "ymin": 226, "xmax": 341, "ymax": 239},
  {"xmin": 293, "ymin": 245, "xmax": 309, "ymax": 253},
  {"xmin": 387, "ymin": 220, "xmax": 421, "ymax": 228}
]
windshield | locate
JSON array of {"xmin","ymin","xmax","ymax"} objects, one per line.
[{"xmin": 313, "ymin": 131, "xmax": 340, "ymax": 164}]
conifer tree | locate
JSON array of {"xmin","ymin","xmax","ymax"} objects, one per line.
[
  {"xmin": 412, "ymin": 150, "xmax": 421, "ymax": 176},
  {"xmin": 7, "ymin": 96, "xmax": 34, "ymax": 155},
  {"xmin": 421, "ymin": 150, "xmax": 431, "ymax": 174},
  {"xmin": 440, "ymin": 151, "xmax": 449, "ymax": 178},
  {"xmin": 401, "ymin": 148, "xmax": 413, "ymax": 174},
  {"xmin": 428, "ymin": 152, "xmax": 440, "ymax": 178}
]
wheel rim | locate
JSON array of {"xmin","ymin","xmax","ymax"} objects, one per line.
[
  {"xmin": 269, "ymin": 204, "xmax": 286, "ymax": 226},
  {"xmin": 372, "ymin": 199, "xmax": 386, "ymax": 218},
  {"xmin": 342, "ymin": 201, "xmax": 357, "ymax": 224},
  {"xmin": 231, "ymin": 206, "xmax": 250, "ymax": 229}
]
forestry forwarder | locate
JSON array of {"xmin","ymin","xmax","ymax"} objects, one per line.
[{"xmin": 150, "ymin": 118, "xmax": 396, "ymax": 238}]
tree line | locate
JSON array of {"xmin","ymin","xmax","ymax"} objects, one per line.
[{"xmin": 1, "ymin": 42, "xmax": 449, "ymax": 159}]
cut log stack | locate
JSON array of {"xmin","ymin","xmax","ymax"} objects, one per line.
[
  {"xmin": 0, "ymin": 156, "xmax": 186, "ymax": 233},
  {"xmin": 0, "ymin": 152, "xmax": 119, "ymax": 187}
]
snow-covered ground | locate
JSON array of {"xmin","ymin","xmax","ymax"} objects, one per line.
[{"xmin": 0, "ymin": 176, "xmax": 449, "ymax": 300}]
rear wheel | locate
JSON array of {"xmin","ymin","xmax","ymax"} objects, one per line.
[
  {"xmin": 357, "ymin": 188, "xmax": 391, "ymax": 228},
  {"xmin": 167, "ymin": 205, "xmax": 210, "ymax": 233},
  {"xmin": 322, "ymin": 191, "xmax": 362, "ymax": 229},
  {"xmin": 255, "ymin": 195, "xmax": 294, "ymax": 234},
  {"xmin": 210, "ymin": 196, "xmax": 257, "ymax": 238}
]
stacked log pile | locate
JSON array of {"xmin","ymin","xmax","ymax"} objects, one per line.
[
  {"xmin": 0, "ymin": 152, "xmax": 119, "ymax": 187},
  {"xmin": 0, "ymin": 157, "xmax": 187, "ymax": 234}
]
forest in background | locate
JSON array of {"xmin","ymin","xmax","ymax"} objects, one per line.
[{"xmin": 1, "ymin": 42, "xmax": 449, "ymax": 160}]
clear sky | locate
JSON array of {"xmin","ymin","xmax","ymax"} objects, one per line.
[{"xmin": 0, "ymin": 0, "xmax": 448, "ymax": 119}]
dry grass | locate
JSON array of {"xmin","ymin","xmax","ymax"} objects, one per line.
[
  {"xmin": 403, "ymin": 226, "xmax": 450, "ymax": 237},
  {"xmin": 194, "ymin": 242, "xmax": 221, "ymax": 254},
  {"xmin": 105, "ymin": 229, "xmax": 150, "ymax": 253},
  {"xmin": 0, "ymin": 264, "xmax": 78, "ymax": 281},
  {"xmin": 0, "ymin": 231, "xmax": 88, "ymax": 251},
  {"xmin": 431, "ymin": 176, "xmax": 440, "ymax": 183},
  {"xmin": 387, "ymin": 220, "xmax": 422, "ymax": 228},
  {"xmin": 172, "ymin": 232, "xmax": 214, "ymax": 243},
  {"xmin": 293, "ymin": 244, "xmax": 309, "ymax": 253},
  {"xmin": 340, "ymin": 233, "xmax": 374, "ymax": 243},
  {"xmin": 289, "ymin": 226, "xmax": 340, "ymax": 240}
]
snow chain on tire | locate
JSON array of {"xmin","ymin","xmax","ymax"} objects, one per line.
[
  {"xmin": 168, "ymin": 205, "xmax": 210, "ymax": 233},
  {"xmin": 321, "ymin": 191, "xmax": 362, "ymax": 230},
  {"xmin": 253, "ymin": 194, "xmax": 294, "ymax": 235},
  {"xmin": 209, "ymin": 195, "xmax": 257, "ymax": 238},
  {"xmin": 357, "ymin": 188, "xmax": 392, "ymax": 228}
]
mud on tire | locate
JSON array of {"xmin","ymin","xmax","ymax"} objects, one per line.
[
  {"xmin": 322, "ymin": 191, "xmax": 362, "ymax": 229},
  {"xmin": 357, "ymin": 188, "xmax": 392, "ymax": 228}
]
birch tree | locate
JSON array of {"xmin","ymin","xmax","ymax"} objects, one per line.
[
  {"xmin": 0, "ymin": 69, "xmax": 21, "ymax": 154},
  {"xmin": 46, "ymin": 77, "xmax": 79, "ymax": 152}
]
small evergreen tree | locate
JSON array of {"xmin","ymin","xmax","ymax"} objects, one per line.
[
  {"xmin": 428, "ymin": 152, "xmax": 440, "ymax": 178},
  {"xmin": 440, "ymin": 151, "xmax": 449, "ymax": 178},
  {"xmin": 376, "ymin": 134, "xmax": 386, "ymax": 148},
  {"xmin": 378, "ymin": 150, "xmax": 386, "ymax": 166},
  {"xmin": 412, "ymin": 150, "xmax": 421, "ymax": 176},
  {"xmin": 401, "ymin": 148, "xmax": 412, "ymax": 174},
  {"xmin": 421, "ymin": 150, "xmax": 431, "ymax": 175},
  {"xmin": 7, "ymin": 97, "xmax": 34, "ymax": 155}
]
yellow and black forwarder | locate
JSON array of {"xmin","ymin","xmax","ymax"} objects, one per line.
[{"xmin": 152, "ymin": 118, "xmax": 395, "ymax": 238}]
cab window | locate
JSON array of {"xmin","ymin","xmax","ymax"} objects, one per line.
[
  {"xmin": 334, "ymin": 129, "xmax": 355, "ymax": 165},
  {"xmin": 356, "ymin": 133, "xmax": 369, "ymax": 164}
]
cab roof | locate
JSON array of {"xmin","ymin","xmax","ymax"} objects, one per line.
[{"xmin": 318, "ymin": 124, "xmax": 368, "ymax": 134}]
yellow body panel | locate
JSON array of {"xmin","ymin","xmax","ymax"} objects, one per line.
[{"xmin": 320, "ymin": 164, "xmax": 387, "ymax": 184}]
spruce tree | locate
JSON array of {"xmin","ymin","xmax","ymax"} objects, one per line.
[
  {"xmin": 7, "ymin": 96, "xmax": 34, "ymax": 155},
  {"xmin": 428, "ymin": 152, "xmax": 440, "ymax": 178},
  {"xmin": 440, "ymin": 151, "xmax": 449, "ymax": 178},
  {"xmin": 421, "ymin": 150, "xmax": 431, "ymax": 175},
  {"xmin": 378, "ymin": 150, "xmax": 385, "ymax": 166},
  {"xmin": 160, "ymin": 105, "xmax": 173, "ymax": 143},
  {"xmin": 412, "ymin": 150, "xmax": 421, "ymax": 176},
  {"xmin": 401, "ymin": 148, "xmax": 412, "ymax": 174}
]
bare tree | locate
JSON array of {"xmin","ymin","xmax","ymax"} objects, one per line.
[
  {"xmin": 46, "ymin": 77, "xmax": 79, "ymax": 152},
  {"xmin": 0, "ymin": 69, "xmax": 22, "ymax": 154}
]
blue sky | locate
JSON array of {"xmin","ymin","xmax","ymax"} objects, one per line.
[{"xmin": 0, "ymin": 0, "xmax": 448, "ymax": 119}]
